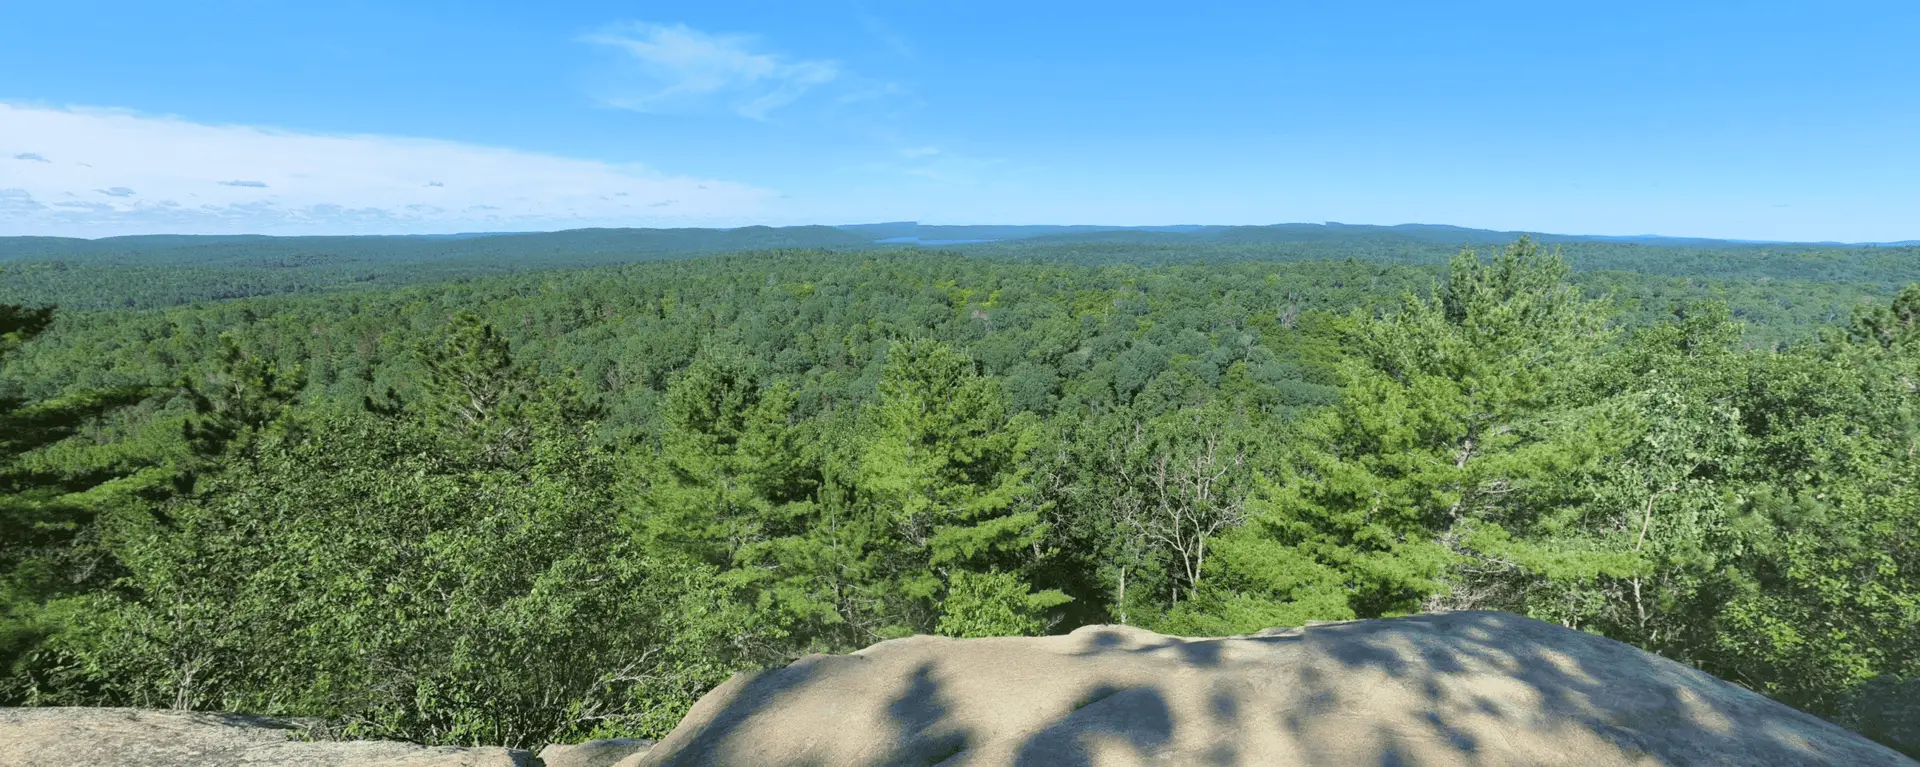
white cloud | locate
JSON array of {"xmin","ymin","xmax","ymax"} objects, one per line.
[
  {"xmin": 0, "ymin": 103, "xmax": 777, "ymax": 237},
  {"xmin": 582, "ymin": 22, "xmax": 840, "ymax": 119}
]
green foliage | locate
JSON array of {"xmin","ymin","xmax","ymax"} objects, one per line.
[
  {"xmin": 1699, "ymin": 335, "xmax": 1920, "ymax": 714},
  {"xmin": 635, "ymin": 348, "xmax": 812, "ymax": 565},
  {"xmin": 0, "ymin": 304, "xmax": 55, "ymax": 356},
  {"xmin": 7, "ymin": 229, "xmax": 1914, "ymax": 339},
  {"xmin": 1849, "ymin": 283, "xmax": 1920, "ymax": 350},
  {"xmin": 1036, "ymin": 395, "xmax": 1274, "ymax": 631},
  {"xmin": 32, "ymin": 412, "xmax": 754, "ymax": 746},
  {"xmin": 860, "ymin": 340, "xmax": 1040, "ymax": 570},
  {"xmin": 0, "ymin": 314, "xmax": 759, "ymax": 745},
  {"xmin": 1, "ymin": 302, "xmax": 150, "ymax": 701},
  {"xmin": 935, "ymin": 570, "xmax": 1071, "ymax": 638},
  {"xmin": 839, "ymin": 339, "xmax": 1062, "ymax": 637},
  {"xmin": 180, "ymin": 335, "xmax": 304, "ymax": 468},
  {"xmin": 1204, "ymin": 238, "xmax": 1621, "ymax": 626}
]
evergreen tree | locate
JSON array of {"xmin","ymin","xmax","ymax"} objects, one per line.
[
  {"xmin": 624, "ymin": 348, "xmax": 834, "ymax": 655},
  {"xmin": 1, "ymin": 303, "xmax": 149, "ymax": 701},
  {"xmin": 413, "ymin": 312, "xmax": 532, "ymax": 461},
  {"xmin": 174, "ymin": 334, "xmax": 304, "ymax": 492},
  {"xmin": 1849, "ymin": 283, "xmax": 1920, "ymax": 351},
  {"xmin": 846, "ymin": 339, "xmax": 1065, "ymax": 638},
  {"xmin": 406, "ymin": 312, "xmax": 601, "ymax": 465},
  {"xmin": 1200, "ymin": 239, "xmax": 1620, "ymax": 630},
  {"xmin": 632, "ymin": 349, "xmax": 812, "ymax": 565}
]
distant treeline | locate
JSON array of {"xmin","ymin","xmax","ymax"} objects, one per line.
[{"xmin": 3, "ymin": 226, "xmax": 1914, "ymax": 327}]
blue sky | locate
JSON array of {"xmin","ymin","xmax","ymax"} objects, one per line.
[{"xmin": 1, "ymin": 1, "xmax": 1916, "ymax": 240}]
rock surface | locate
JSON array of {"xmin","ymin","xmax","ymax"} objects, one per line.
[
  {"xmin": 635, "ymin": 611, "xmax": 1917, "ymax": 766},
  {"xmin": 0, "ymin": 707, "xmax": 529, "ymax": 767},
  {"xmin": 538, "ymin": 737, "xmax": 654, "ymax": 767}
]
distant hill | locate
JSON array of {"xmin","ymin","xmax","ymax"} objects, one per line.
[
  {"xmin": 833, "ymin": 221, "xmax": 1920, "ymax": 249},
  {"xmin": 0, "ymin": 226, "xmax": 873, "ymax": 265},
  {"xmin": 8, "ymin": 222, "xmax": 1914, "ymax": 266}
]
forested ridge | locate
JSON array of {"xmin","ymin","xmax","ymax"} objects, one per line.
[
  {"xmin": 2, "ymin": 238, "xmax": 1917, "ymax": 754},
  {"xmin": 4, "ymin": 225, "xmax": 1913, "ymax": 340}
]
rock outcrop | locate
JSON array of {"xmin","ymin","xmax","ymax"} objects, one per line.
[
  {"xmin": 0, "ymin": 707, "xmax": 529, "ymax": 767},
  {"xmin": 635, "ymin": 611, "xmax": 1917, "ymax": 766},
  {"xmin": 538, "ymin": 737, "xmax": 655, "ymax": 767},
  {"xmin": 5, "ymin": 612, "xmax": 1911, "ymax": 766}
]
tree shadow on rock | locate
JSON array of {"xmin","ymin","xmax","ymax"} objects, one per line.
[
  {"xmin": 639, "ymin": 612, "xmax": 1913, "ymax": 766},
  {"xmin": 1071, "ymin": 625, "xmax": 1302, "ymax": 669},
  {"xmin": 1012, "ymin": 685, "xmax": 1173, "ymax": 767},
  {"xmin": 1272, "ymin": 611, "xmax": 1912, "ymax": 766},
  {"xmin": 633, "ymin": 658, "xmax": 830, "ymax": 767},
  {"xmin": 873, "ymin": 662, "xmax": 974, "ymax": 767}
]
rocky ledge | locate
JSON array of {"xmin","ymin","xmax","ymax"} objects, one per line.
[
  {"xmin": 0, "ymin": 708, "xmax": 653, "ymax": 767},
  {"xmin": 4, "ymin": 611, "xmax": 1913, "ymax": 766},
  {"xmin": 635, "ymin": 610, "xmax": 1913, "ymax": 766}
]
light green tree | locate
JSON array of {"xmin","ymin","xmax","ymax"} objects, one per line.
[
  {"xmin": 631, "ymin": 348, "xmax": 812, "ymax": 566},
  {"xmin": 850, "ymin": 339, "xmax": 1066, "ymax": 638},
  {"xmin": 1200, "ymin": 238, "xmax": 1624, "ymax": 631}
]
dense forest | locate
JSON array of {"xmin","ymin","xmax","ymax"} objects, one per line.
[
  {"xmin": 5, "ymin": 226, "xmax": 1914, "ymax": 342},
  {"xmin": 2, "ymin": 235, "xmax": 1916, "ymax": 753}
]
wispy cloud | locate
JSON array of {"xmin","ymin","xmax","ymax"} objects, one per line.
[
  {"xmin": 0, "ymin": 103, "xmax": 778, "ymax": 237},
  {"xmin": 836, "ymin": 81, "xmax": 909, "ymax": 106},
  {"xmin": 582, "ymin": 22, "xmax": 839, "ymax": 120},
  {"xmin": 857, "ymin": 12, "xmax": 914, "ymax": 58}
]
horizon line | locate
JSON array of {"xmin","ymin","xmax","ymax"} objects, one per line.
[{"xmin": 4, "ymin": 221, "xmax": 1916, "ymax": 248}]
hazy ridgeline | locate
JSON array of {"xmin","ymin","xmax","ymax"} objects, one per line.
[{"xmin": 2, "ymin": 233, "xmax": 1916, "ymax": 755}]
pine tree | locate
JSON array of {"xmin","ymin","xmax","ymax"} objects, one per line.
[
  {"xmin": 1849, "ymin": 283, "xmax": 1920, "ymax": 351},
  {"xmin": 1201, "ymin": 238, "xmax": 1621, "ymax": 629},
  {"xmin": 848, "ymin": 339, "xmax": 1066, "ymax": 638},
  {"xmin": 415, "ymin": 312, "xmax": 529, "ymax": 458},
  {"xmin": 633, "ymin": 348, "xmax": 813, "ymax": 567},
  {"xmin": 409, "ymin": 312, "xmax": 599, "ymax": 466},
  {"xmin": 1, "ymin": 303, "xmax": 149, "ymax": 699},
  {"xmin": 174, "ymin": 335, "xmax": 304, "ymax": 493}
]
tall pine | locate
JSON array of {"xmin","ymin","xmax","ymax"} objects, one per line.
[
  {"xmin": 1201, "ymin": 238, "xmax": 1621, "ymax": 630},
  {"xmin": 845, "ymin": 339, "xmax": 1065, "ymax": 638},
  {"xmin": 1, "ymin": 303, "xmax": 148, "ymax": 700}
]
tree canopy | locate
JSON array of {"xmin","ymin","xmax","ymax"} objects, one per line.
[{"xmin": 1, "ymin": 240, "xmax": 1915, "ymax": 756}]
